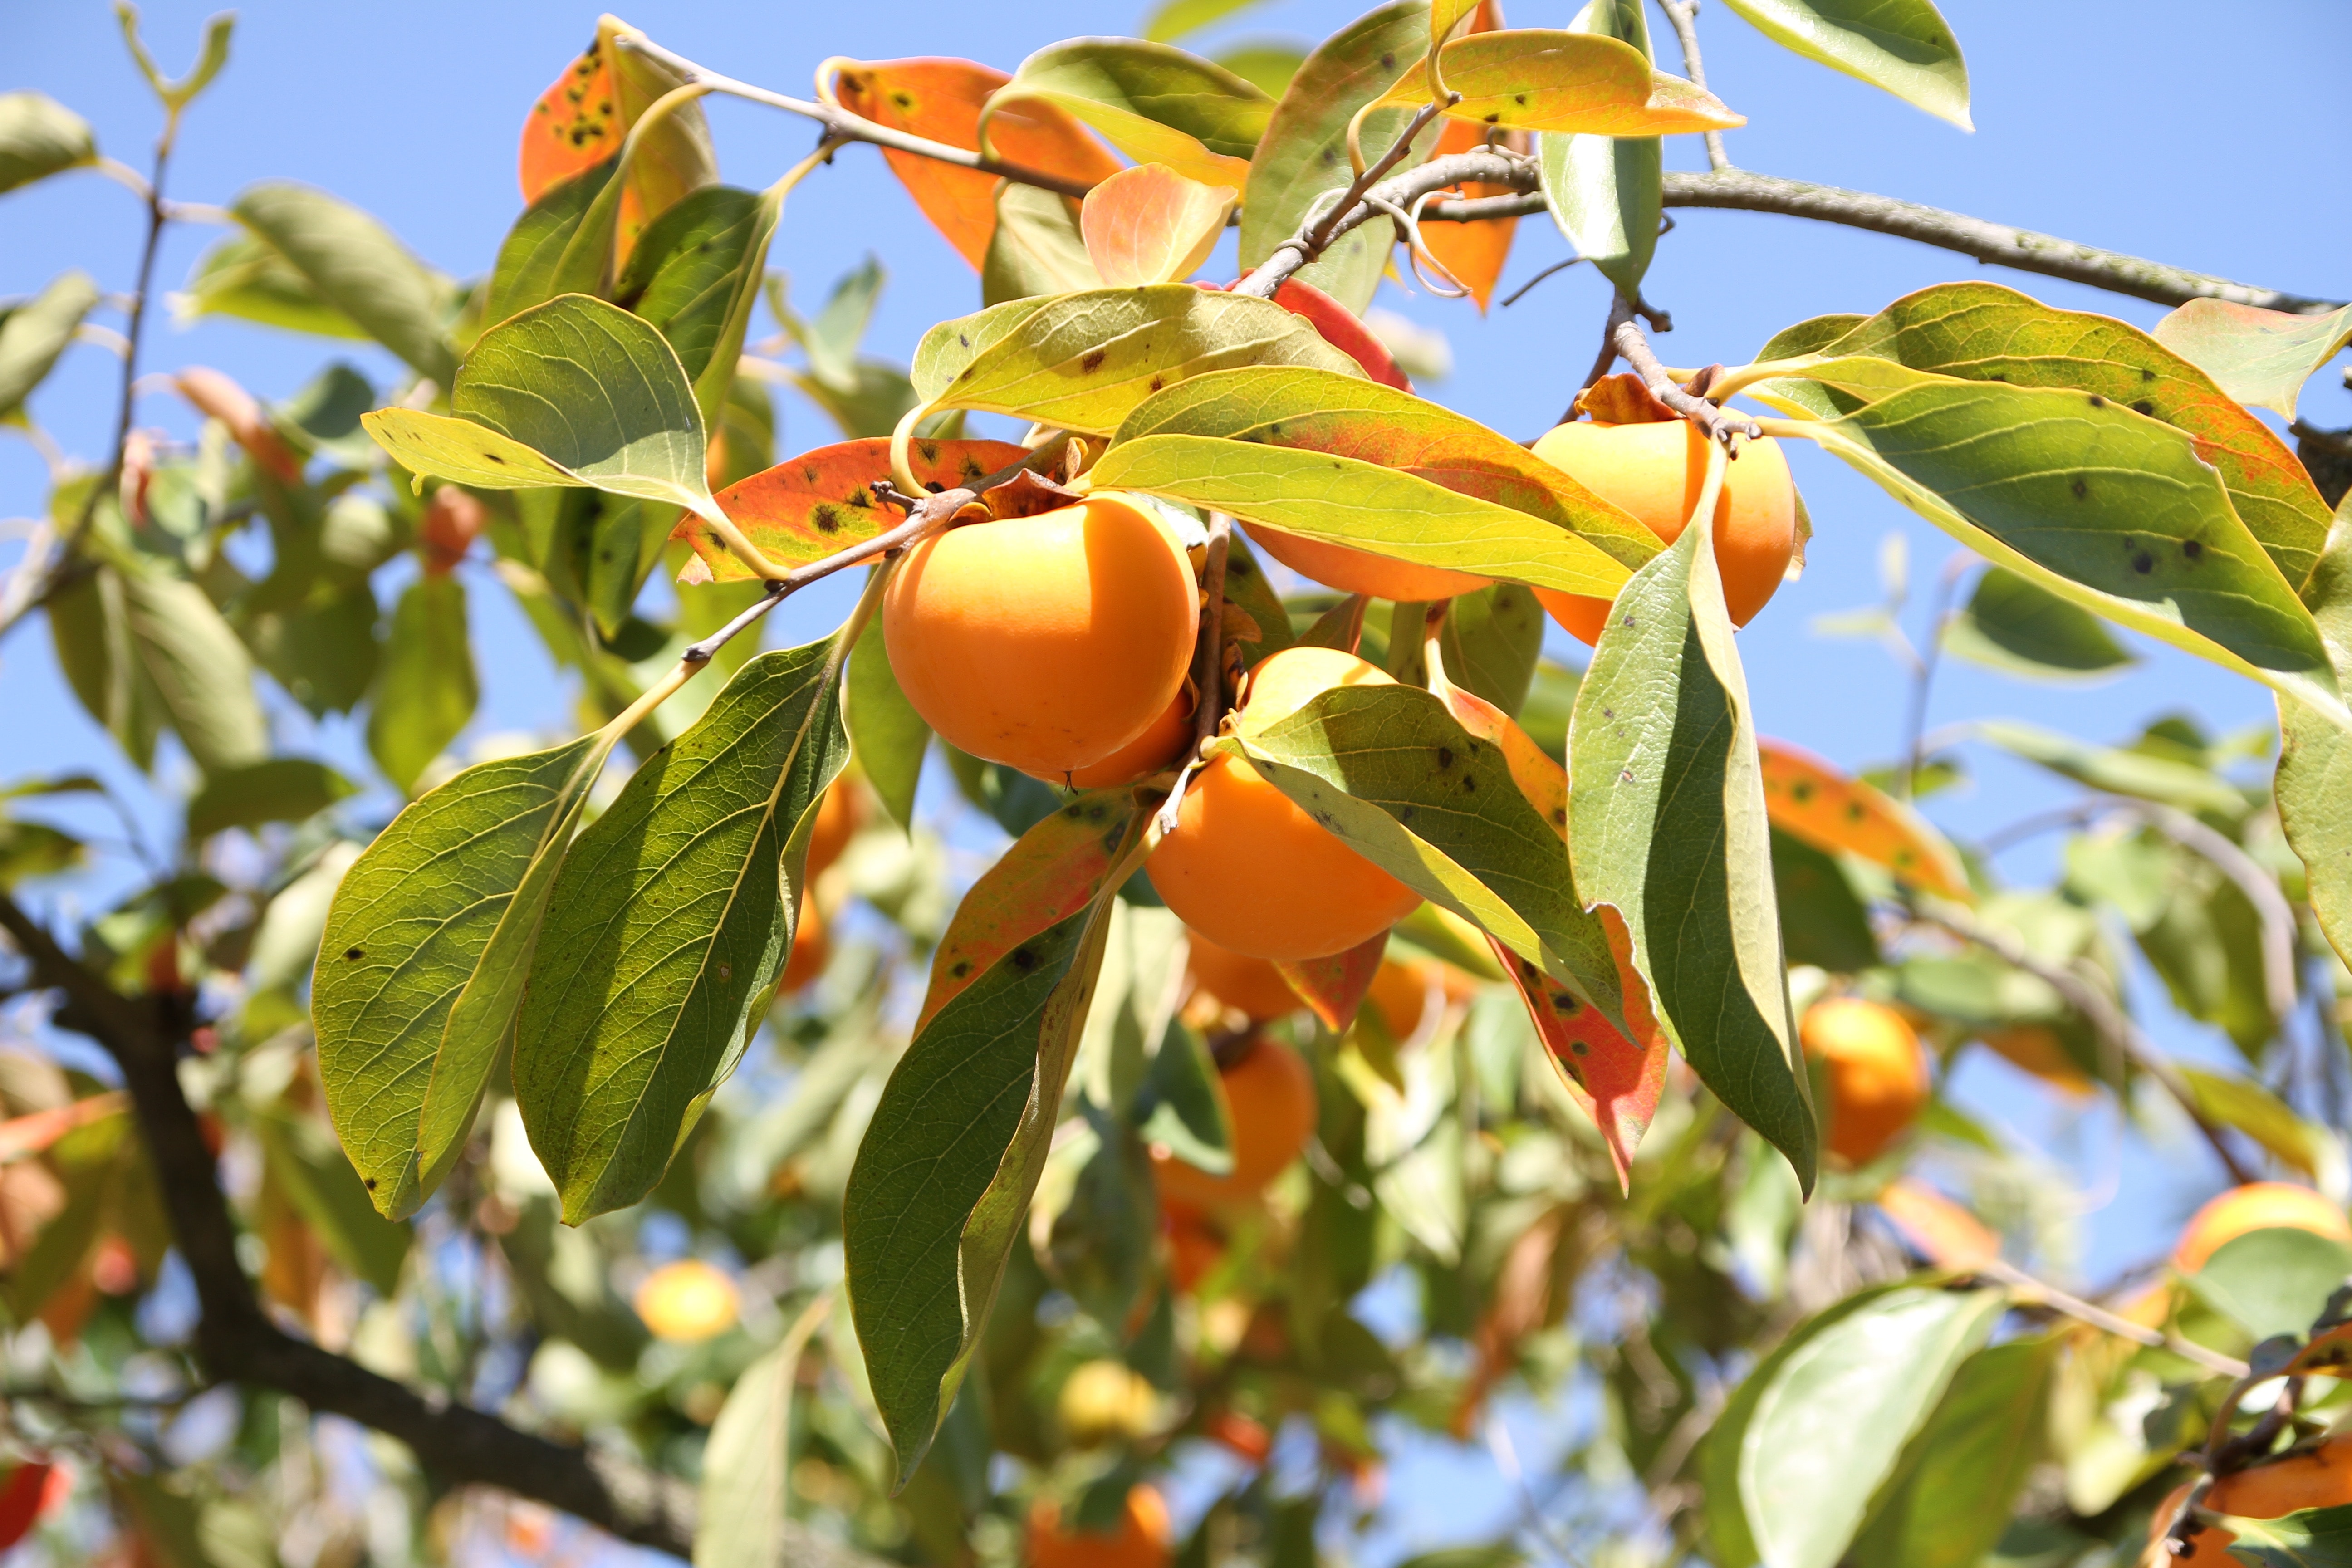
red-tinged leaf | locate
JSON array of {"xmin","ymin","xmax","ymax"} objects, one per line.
[
  {"xmin": 1082, "ymin": 163, "xmax": 1236, "ymax": 287},
  {"xmin": 1875, "ymin": 1178, "xmax": 2000, "ymax": 1270},
  {"xmin": 1197, "ymin": 277, "xmax": 1409, "ymax": 388},
  {"xmin": 1490, "ymin": 919, "xmax": 1665, "ymax": 1189},
  {"xmin": 0, "ymin": 1094, "xmax": 125, "ymax": 1165},
  {"xmin": 1388, "ymin": 30, "xmax": 1743, "ymax": 135},
  {"xmin": 2152, "ymin": 297, "xmax": 2352, "ymax": 421},
  {"xmin": 1758, "ymin": 739, "xmax": 1970, "ymax": 902},
  {"xmin": 918, "ymin": 791, "xmax": 1143, "ymax": 1030},
  {"xmin": 1427, "ymin": 655, "xmax": 1568, "ymax": 835},
  {"xmin": 0, "ymin": 1462, "xmax": 54, "ymax": 1551},
  {"xmin": 831, "ymin": 59, "xmax": 1122, "ymax": 270},
  {"xmin": 675, "ymin": 437, "xmax": 1032, "ymax": 582},
  {"xmin": 1420, "ymin": 117, "xmax": 1519, "ymax": 312},
  {"xmin": 1275, "ymin": 929, "xmax": 1389, "ymax": 1032},
  {"xmin": 519, "ymin": 45, "xmax": 618, "ymax": 204},
  {"xmin": 173, "ymin": 368, "xmax": 303, "ymax": 483}
]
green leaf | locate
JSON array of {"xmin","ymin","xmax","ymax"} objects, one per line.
[
  {"xmin": 2219, "ymin": 1503, "xmax": 2352, "ymax": 1566},
  {"xmin": 1772, "ymin": 828, "xmax": 1879, "ymax": 973},
  {"xmin": 1229, "ymin": 684, "xmax": 1624, "ymax": 1024},
  {"xmin": 1539, "ymin": 5, "xmax": 1658, "ymax": 298},
  {"xmin": 247, "ymin": 581, "xmax": 381, "ymax": 719},
  {"xmin": 121, "ymin": 567, "xmax": 269, "ymax": 773},
  {"xmin": 693, "ymin": 1294, "xmax": 832, "ymax": 1568},
  {"xmin": 2279, "ymin": 506, "xmax": 2352, "ymax": 970},
  {"xmin": 2153, "ymin": 299, "xmax": 2352, "ymax": 421},
  {"xmin": 913, "ymin": 285, "xmax": 1362, "ymax": 436},
  {"xmin": 1764, "ymin": 283, "xmax": 2335, "ymax": 593},
  {"xmin": 1943, "ymin": 565, "xmax": 2135, "ymax": 680},
  {"xmin": 48, "ymin": 564, "xmax": 164, "ymax": 770},
  {"xmin": 1437, "ymin": 583, "xmax": 1545, "ymax": 715},
  {"xmin": 117, "ymin": 7, "xmax": 233, "ymax": 112},
  {"xmin": 187, "ymin": 758, "xmax": 356, "ymax": 840},
  {"xmin": 1717, "ymin": 0, "xmax": 1970, "ymax": 130},
  {"xmin": 174, "ymin": 234, "xmax": 368, "ymax": 342},
  {"xmin": 2178, "ymin": 1065, "xmax": 2333, "ymax": 1181},
  {"xmin": 1390, "ymin": 30, "xmax": 1745, "ymax": 135},
  {"xmin": 0, "ymin": 93, "xmax": 95, "ymax": 194},
  {"xmin": 846, "ymin": 792, "xmax": 1148, "ymax": 1483},
  {"xmin": 2189, "ymin": 1227, "xmax": 2352, "ymax": 1342},
  {"xmin": 980, "ymin": 181, "xmax": 1100, "ymax": 306},
  {"xmin": 367, "ymin": 575, "xmax": 477, "ymax": 794},
  {"xmin": 1213, "ymin": 44, "xmax": 1307, "ymax": 99},
  {"xmin": 1738, "ymin": 1287, "xmax": 2006, "ymax": 1568},
  {"xmin": 514, "ymin": 637, "xmax": 852, "ymax": 1223},
  {"xmin": 1238, "ymin": 0, "xmax": 1435, "ymax": 313},
  {"xmin": 847, "ymin": 629, "xmax": 930, "ymax": 833},
  {"xmin": 252, "ymin": 1102, "xmax": 411, "ymax": 1294},
  {"xmin": 782, "ymin": 257, "xmax": 884, "ymax": 387},
  {"xmin": 1143, "ymin": 0, "xmax": 1269, "ymax": 43},
  {"xmin": 232, "ymin": 182, "xmax": 456, "ymax": 385},
  {"xmin": 617, "ymin": 183, "xmax": 784, "ymax": 429},
  {"xmin": 1847, "ymin": 1336, "xmax": 2061, "ymax": 1568},
  {"xmin": 1137, "ymin": 1019, "xmax": 1233, "ymax": 1173},
  {"xmin": 989, "ymin": 39, "xmax": 1273, "ymax": 187},
  {"xmin": 1969, "ymin": 717, "xmax": 2247, "ymax": 815},
  {"xmin": 482, "ymin": 160, "xmax": 616, "ymax": 329},
  {"xmin": 1787, "ymin": 379, "xmax": 2341, "ymax": 723},
  {"xmin": 315, "ymin": 732, "xmax": 615, "ymax": 1219},
  {"xmin": 364, "ymin": 294, "xmax": 725, "ymax": 530},
  {"xmin": 0, "ymin": 270, "xmax": 100, "ymax": 417},
  {"xmin": 1568, "ymin": 522, "xmax": 1815, "ymax": 1186}
]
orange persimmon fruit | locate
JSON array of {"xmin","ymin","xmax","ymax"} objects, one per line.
[
  {"xmin": 1027, "ymin": 1485, "xmax": 1172, "ymax": 1568},
  {"xmin": 1030, "ymin": 684, "xmax": 1195, "ymax": 790},
  {"xmin": 2153, "ymin": 1436, "xmax": 2352, "ymax": 1563},
  {"xmin": 1186, "ymin": 930, "xmax": 1303, "ymax": 1021},
  {"xmin": 632, "ymin": 1259, "xmax": 739, "ymax": 1343},
  {"xmin": 2172, "ymin": 1181, "xmax": 2352, "ymax": 1273},
  {"xmin": 1800, "ymin": 997, "xmax": 1928, "ymax": 1168},
  {"xmin": 1242, "ymin": 523, "xmax": 1492, "ymax": 605},
  {"xmin": 1152, "ymin": 1035, "xmax": 1317, "ymax": 1210}
]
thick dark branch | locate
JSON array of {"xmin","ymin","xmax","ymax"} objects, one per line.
[
  {"xmin": 0, "ymin": 895, "xmax": 882, "ymax": 1566},
  {"xmin": 1237, "ymin": 149, "xmax": 1534, "ymax": 299}
]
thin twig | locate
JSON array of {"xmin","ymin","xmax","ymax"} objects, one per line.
[
  {"xmin": 1235, "ymin": 144, "xmax": 1531, "ymax": 301},
  {"xmin": 1912, "ymin": 900, "xmax": 2259, "ymax": 1185},
  {"xmin": 680, "ymin": 498, "xmax": 948, "ymax": 665},
  {"xmin": 1897, "ymin": 553, "xmax": 1971, "ymax": 799},
  {"xmin": 1977, "ymin": 1259, "xmax": 2249, "ymax": 1378},
  {"xmin": 1157, "ymin": 517, "xmax": 1233, "ymax": 837},
  {"xmin": 1499, "ymin": 256, "xmax": 1588, "ymax": 309},
  {"xmin": 1655, "ymin": 0, "xmax": 1730, "ymax": 172},
  {"xmin": 1605, "ymin": 295, "xmax": 1761, "ymax": 446}
]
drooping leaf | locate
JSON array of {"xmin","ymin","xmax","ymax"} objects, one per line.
[
  {"xmin": 1970, "ymin": 717, "xmax": 2248, "ymax": 815},
  {"xmin": 186, "ymin": 759, "xmax": 356, "ymax": 840},
  {"xmin": 847, "ymin": 792, "xmax": 1147, "ymax": 1481},
  {"xmin": 1771, "ymin": 828, "xmax": 1880, "ymax": 973},
  {"xmin": 615, "ymin": 181, "xmax": 782, "ymax": 427},
  {"xmin": 1717, "ymin": 0, "xmax": 1970, "ymax": 129},
  {"xmin": 2177, "ymin": 1064, "xmax": 2333, "ymax": 1181},
  {"xmin": 981, "ymin": 181, "xmax": 1101, "ymax": 306},
  {"xmin": 0, "ymin": 270, "xmax": 100, "ymax": 417},
  {"xmin": 2279, "ymin": 506, "xmax": 2352, "ymax": 970},
  {"xmin": 250, "ymin": 1102, "xmax": 412, "ymax": 1294},
  {"xmin": 1537, "ymin": 0, "xmax": 1659, "ymax": 299},
  {"xmin": 1436, "ymin": 583, "xmax": 1545, "ymax": 715},
  {"xmin": 1490, "ymin": 911, "xmax": 1667, "ymax": 1187},
  {"xmin": 987, "ymin": 39, "xmax": 1274, "ymax": 188},
  {"xmin": 912, "ymin": 285, "xmax": 1362, "ymax": 435},
  {"xmin": 1420, "ymin": 116, "xmax": 1520, "ymax": 313},
  {"xmin": 1757, "ymin": 739, "xmax": 1969, "ymax": 900},
  {"xmin": 1239, "ymin": 0, "xmax": 1435, "ymax": 314},
  {"xmin": 0, "ymin": 92, "xmax": 96, "ymax": 194},
  {"xmin": 231, "ymin": 182, "xmax": 456, "ymax": 385},
  {"xmin": 1944, "ymin": 564, "xmax": 2135, "ymax": 680},
  {"xmin": 1569, "ymin": 523, "xmax": 1815, "ymax": 1187},
  {"xmin": 676, "ymin": 437, "xmax": 1030, "ymax": 583},
  {"xmin": 120, "ymin": 568, "xmax": 269, "ymax": 773},
  {"xmin": 831, "ymin": 58, "xmax": 1121, "ymax": 270},
  {"xmin": 847, "ymin": 628, "xmax": 930, "ymax": 833},
  {"xmin": 1847, "ymin": 1335, "xmax": 2061, "ymax": 1568},
  {"xmin": 1275, "ymin": 930, "xmax": 1388, "ymax": 1034},
  {"xmin": 315, "ymin": 731, "xmax": 615, "ymax": 1220},
  {"xmin": 693, "ymin": 1294, "xmax": 832, "ymax": 1568},
  {"xmin": 367, "ymin": 575, "xmax": 477, "ymax": 794},
  {"xmin": 1080, "ymin": 163, "xmax": 1236, "ymax": 288},
  {"xmin": 2151, "ymin": 299, "xmax": 2352, "ymax": 421},
  {"xmin": 1768, "ymin": 283, "xmax": 2335, "ymax": 593},
  {"xmin": 1787, "ymin": 378, "xmax": 2342, "ymax": 721},
  {"xmin": 48, "ymin": 565, "xmax": 163, "ymax": 770},
  {"xmin": 517, "ymin": 42, "xmax": 619, "ymax": 204},
  {"xmin": 1380, "ymin": 30, "xmax": 1744, "ymax": 136},
  {"xmin": 514, "ymin": 637, "xmax": 852, "ymax": 1222},
  {"xmin": 1737, "ymin": 1288, "xmax": 2006, "ymax": 1568},
  {"xmin": 576, "ymin": 16, "xmax": 719, "ymax": 256}
]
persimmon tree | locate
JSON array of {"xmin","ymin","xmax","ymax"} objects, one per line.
[{"xmin": 5, "ymin": 3, "xmax": 2352, "ymax": 1565}]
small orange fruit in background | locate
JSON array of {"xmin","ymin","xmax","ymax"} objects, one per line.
[
  {"xmin": 1147, "ymin": 647, "xmax": 1420, "ymax": 960},
  {"xmin": 1362, "ymin": 958, "xmax": 1436, "ymax": 1042},
  {"xmin": 1057, "ymin": 1358, "xmax": 1159, "ymax": 1446},
  {"xmin": 1800, "ymin": 997, "xmax": 1927, "ymax": 1167},
  {"xmin": 632, "ymin": 1259, "xmax": 740, "ymax": 1343},
  {"xmin": 1028, "ymin": 1484, "xmax": 1171, "ymax": 1568},
  {"xmin": 1186, "ymin": 930, "xmax": 1303, "ymax": 1020},
  {"xmin": 2151, "ymin": 1435, "xmax": 2352, "ymax": 1563},
  {"xmin": 1978, "ymin": 1024, "xmax": 2092, "ymax": 1095},
  {"xmin": 1242, "ymin": 524, "xmax": 1491, "ymax": 604},
  {"xmin": 882, "ymin": 493, "xmax": 1196, "ymax": 776},
  {"xmin": 2171, "ymin": 1181, "xmax": 2352, "ymax": 1273},
  {"xmin": 1153, "ymin": 1036, "xmax": 1317, "ymax": 1210},
  {"xmin": 781, "ymin": 900, "xmax": 828, "ymax": 992},
  {"xmin": 1529, "ymin": 419, "xmax": 1796, "ymax": 645},
  {"xmin": 805, "ymin": 776, "xmax": 863, "ymax": 881},
  {"xmin": 1162, "ymin": 1202, "xmax": 1225, "ymax": 1292}
]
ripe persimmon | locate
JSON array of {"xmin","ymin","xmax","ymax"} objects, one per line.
[
  {"xmin": 1030, "ymin": 685, "xmax": 1194, "ymax": 790},
  {"xmin": 1153, "ymin": 1035, "xmax": 1317, "ymax": 1210},
  {"xmin": 2154, "ymin": 1436, "xmax": 2352, "ymax": 1563},
  {"xmin": 1529, "ymin": 419, "xmax": 1796, "ymax": 645},
  {"xmin": 632, "ymin": 1259, "xmax": 739, "ymax": 1343},
  {"xmin": 2172, "ymin": 1182, "xmax": 2352, "ymax": 1273},
  {"xmin": 1028, "ymin": 1484, "xmax": 1171, "ymax": 1568},
  {"xmin": 806, "ymin": 776, "xmax": 862, "ymax": 881},
  {"xmin": 1147, "ymin": 647, "xmax": 1420, "ymax": 960},
  {"xmin": 1362, "ymin": 958, "xmax": 1436, "ymax": 1042},
  {"xmin": 882, "ymin": 493, "xmax": 1196, "ymax": 776},
  {"xmin": 782, "ymin": 898, "xmax": 828, "ymax": 992},
  {"xmin": 1800, "ymin": 997, "xmax": 1927, "ymax": 1168},
  {"xmin": 1242, "ymin": 523, "xmax": 1492, "ymax": 604},
  {"xmin": 1186, "ymin": 930, "xmax": 1303, "ymax": 1020}
]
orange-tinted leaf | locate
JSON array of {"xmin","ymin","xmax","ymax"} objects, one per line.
[
  {"xmin": 1875, "ymin": 1178, "xmax": 1999, "ymax": 1270},
  {"xmin": 0, "ymin": 1094, "xmax": 125, "ymax": 1166},
  {"xmin": 173, "ymin": 368, "xmax": 302, "ymax": 483},
  {"xmin": 832, "ymin": 58, "xmax": 1121, "ymax": 270},
  {"xmin": 0, "ymin": 1462, "xmax": 53, "ymax": 1552},
  {"xmin": 1386, "ymin": 30, "xmax": 1744, "ymax": 136},
  {"xmin": 1490, "ymin": 916, "xmax": 1665, "ymax": 1189},
  {"xmin": 1081, "ymin": 164, "xmax": 1236, "ymax": 287},
  {"xmin": 675, "ymin": 437, "xmax": 1032, "ymax": 582},
  {"xmin": 1427, "ymin": 652, "xmax": 1568, "ymax": 837},
  {"xmin": 2152, "ymin": 297, "xmax": 2352, "ymax": 421},
  {"xmin": 918, "ymin": 792, "xmax": 1143, "ymax": 1029},
  {"xmin": 519, "ymin": 45, "xmax": 619, "ymax": 203},
  {"xmin": 1758, "ymin": 738, "xmax": 1969, "ymax": 902},
  {"xmin": 1419, "ymin": 118, "xmax": 1518, "ymax": 312},
  {"xmin": 1275, "ymin": 928, "xmax": 1388, "ymax": 1032}
]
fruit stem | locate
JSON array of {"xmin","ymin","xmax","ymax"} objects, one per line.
[{"xmin": 1596, "ymin": 294, "xmax": 1761, "ymax": 447}]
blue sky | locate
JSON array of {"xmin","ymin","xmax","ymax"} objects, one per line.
[{"xmin": 3, "ymin": 5, "xmax": 2350, "ymax": 1551}]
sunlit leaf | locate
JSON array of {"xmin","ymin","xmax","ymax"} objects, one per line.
[
  {"xmin": 186, "ymin": 758, "xmax": 355, "ymax": 840},
  {"xmin": 1080, "ymin": 163, "xmax": 1236, "ymax": 288},
  {"xmin": 173, "ymin": 234, "xmax": 368, "ymax": 342},
  {"xmin": 1847, "ymin": 1336, "xmax": 2060, "ymax": 1568},
  {"xmin": 2152, "ymin": 298, "xmax": 2352, "ymax": 422},
  {"xmin": 693, "ymin": 1294, "xmax": 831, "ymax": 1568},
  {"xmin": 1757, "ymin": 739, "xmax": 1968, "ymax": 900},
  {"xmin": 0, "ymin": 270, "xmax": 99, "ymax": 417},
  {"xmin": 0, "ymin": 93, "xmax": 95, "ymax": 194},
  {"xmin": 832, "ymin": 58, "xmax": 1121, "ymax": 270},
  {"xmin": 315, "ymin": 731, "xmax": 614, "ymax": 1219},
  {"xmin": 1718, "ymin": 0, "xmax": 1970, "ymax": 129},
  {"xmin": 516, "ymin": 19, "xmax": 716, "ymax": 259},
  {"xmin": 1944, "ymin": 565, "xmax": 2135, "ymax": 681},
  {"xmin": 1534, "ymin": 4, "xmax": 1659, "ymax": 301},
  {"xmin": 676, "ymin": 436, "xmax": 1029, "ymax": 583},
  {"xmin": 2279, "ymin": 505, "xmax": 2352, "ymax": 970},
  {"xmin": 981, "ymin": 181, "xmax": 1100, "ymax": 305},
  {"xmin": 1143, "ymin": 0, "xmax": 1270, "ymax": 43},
  {"xmin": 913, "ymin": 285, "xmax": 1361, "ymax": 435},
  {"xmin": 1381, "ymin": 30, "xmax": 1744, "ymax": 136},
  {"xmin": 1570, "ymin": 523, "xmax": 1815, "ymax": 1186},
  {"xmin": 232, "ymin": 182, "xmax": 457, "ymax": 385},
  {"xmin": 518, "ymin": 41, "xmax": 618, "ymax": 204},
  {"xmin": 1213, "ymin": 44, "xmax": 1304, "ymax": 98},
  {"xmin": 367, "ymin": 575, "xmax": 477, "ymax": 794},
  {"xmin": 1239, "ymin": 0, "xmax": 1435, "ymax": 314},
  {"xmin": 847, "ymin": 792, "xmax": 1147, "ymax": 1481},
  {"xmin": 1969, "ymin": 718, "xmax": 2248, "ymax": 816},
  {"xmin": 988, "ymin": 39, "xmax": 1272, "ymax": 188},
  {"xmin": 1275, "ymin": 930, "xmax": 1388, "ymax": 1034},
  {"xmin": 847, "ymin": 630, "xmax": 930, "ymax": 833},
  {"xmin": 2177, "ymin": 1065, "xmax": 2332, "ymax": 1181},
  {"xmin": 2217, "ymin": 1504, "xmax": 2352, "ymax": 1567},
  {"xmin": 2190, "ymin": 1227, "xmax": 2352, "ymax": 1342}
]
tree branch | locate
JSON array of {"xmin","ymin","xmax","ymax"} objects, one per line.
[
  {"xmin": 1600, "ymin": 294, "xmax": 1761, "ymax": 446},
  {"xmin": 1655, "ymin": 0, "xmax": 1730, "ymax": 173},
  {"xmin": 0, "ymin": 894, "xmax": 883, "ymax": 1567}
]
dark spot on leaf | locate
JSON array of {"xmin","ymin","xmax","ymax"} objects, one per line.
[
  {"xmin": 2141, "ymin": 367, "xmax": 2156, "ymax": 382},
  {"xmin": 1461, "ymin": 774, "xmax": 1476, "ymax": 792},
  {"xmin": 343, "ymin": 947, "xmax": 363, "ymax": 961},
  {"xmin": 1553, "ymin": 994, "xmax": 1580, "ymax": 1016},
  {"xmin": 1552, "ymin": 807, "xmax": 1566, "ymax": 825},
  {"xmin": 717, "ymin": 962, "xmax": 733, "ymax": 981},
  {"xmin": 1482, "ymin": 112, "xmax": 1500, "ymax": 124},
  {"xmin": 1012, "ymin": 946, "xmax": 1040, "ymax": 972},
  {"xmin": 1436, "ymin": 746, "xmax": 1454, "ymax": 769},
  {"xmin": 364, "ymin": 1177, "xmax": 377, "ymax": 1189},
  {"xmin": 950, "ymin": 960, "xmax": 971, "ymax": 979},
  {"xmin": 1513, "ymin": 93, "xmax": 1526, "ymax": 105},
  {"xmin": 2132, "ymin": 399, "xmax": 2155, "ymax": 416},
  {"xmin": 1081, "ymin": 349, "xmax": 1107, "ymax": 372},
  {"xmin": 2183, "ymin": 539, "xmax": 2203, "ymax": 560},
  {"xmin": 1380, "ymin": 51, "xmax": 1395, "ymax": 67},
  {"xmin": 2070, "ymin": 478, "xmax": 2088, "ymax": 499},
  {"xmin": 2087, "ymin": 393, "xmax": 2105, "ymax": 408},
  {"xmin": 892, "ymin": 92, "xmax": 915, "ymax": 110},
  {"xmin": 924, "ymin": 480, "xmax": 946, "ymax": 493},
  {"xmin": 919, "ymin": 441, "xmax": 939, "ymax": 463},
  {"xmin": 1790, "ymin": 780, "xmax": 1814, "ymax": 803},
  {"xmin": 958, "ymin": 333, "xmax": 970, "ymax": 348},
  {"xmin": 1149, "ymin": 376, "xmax": 1164, "ymax": 392},
  {"xmin": 802, "ymin": 466, "xmax": 819, "ymax": 484},
  {"xmin": 2133, "ymin": 551, "xmax": 2154, "ymax": 574},
  {"xmin": 1844, "ymin": 802, "xmax": 1864, "ymax": 822},
  {"xmin": 812, "ymin": 503, "xmax": 843, "ymax": 534}
]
